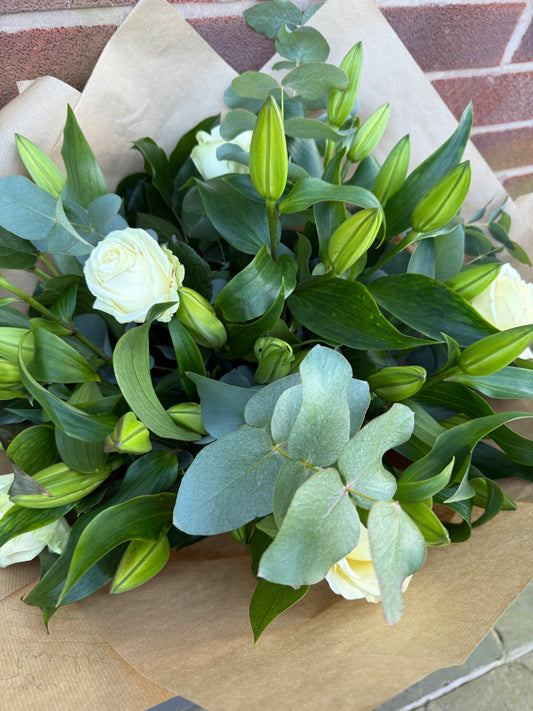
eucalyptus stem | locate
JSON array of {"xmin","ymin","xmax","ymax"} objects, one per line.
[
  {"xmin": 0, "ymin": 274, "xmax": 110, "ymax": 363},
  {"xmin": 266, "ymin": 199, "xmax": 278, "ymax": 261}
]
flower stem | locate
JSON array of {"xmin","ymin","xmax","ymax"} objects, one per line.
[
  {"xmin": 266, "ymin": 199, "xmax": 278, "ymax": 261},
  {"xmin": 0, "ymin": 275, "xmax": 110, "ymax": 363},
  {"xmin": 39, "ymin": 254, "xmax": 60, "ymax": 277}
]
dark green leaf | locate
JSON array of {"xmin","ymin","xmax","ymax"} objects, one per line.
[
  {"xmin": 368, "ymin": 273, "xmax": 497, "ymax": 345},
  {"xmin": 113, "ymin": 324, "xmax": 201, "ymax": 441},
  {"xmin": 250, "ymin": 579, "xmax": 308, "ymax": 642},
  {"xmin": 279, "ymin": 177, "xmax": 381, "ymax": 213},
  {"xmin": 168, "ymin": 318, "xmax": 206, "ymax": 400},
  {"xmin": 6, "ymin": 425, "xmax": 58, "ymax": 475},
  {"xmin": 288, "ymin": 278, "xmax": 435, "ymax": 350},
  {"xmin": 197, "ymin": 177, "xmax": 269, "ymax": 254},
  {"xmin": 61, "ymin": 106, "xmax": 107, "ymax": 208}
]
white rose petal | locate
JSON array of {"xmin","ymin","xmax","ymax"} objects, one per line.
[
  {"xmin": 0, "ymin": 474, "xmax": 70, "ymax": 568},
  {"xmin": 470, "ymin": 263, "xmax": 533, "ymax": 358},
  {"xmin": 191, "ymin": 125, "xmax": 253, "ymax": 180},
  {"xmin": 83, "ymin": 227, "xmax": 184, "ymax": 324},
  {"xmin": 325, "ymin": 522, "xmax": 412, "ymax": 603}
]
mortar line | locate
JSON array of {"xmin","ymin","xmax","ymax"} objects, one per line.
[
  {"xmin": 501, "ymin": 3, "xmax": 533, "ymax": 65},
  {"xmin": 395, "ymin": 639, "xmax": 533, "ymax": 711},
  {"xmin": 426, "ymin": 61, "xmax": 533, "ymax": 81}
]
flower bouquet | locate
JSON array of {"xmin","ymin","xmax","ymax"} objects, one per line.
[{"xmin": 1, "ymin": 1, "xmax": 533, "ymax": 709}]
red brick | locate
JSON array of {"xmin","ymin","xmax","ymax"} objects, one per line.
[
  {"xmin": 472, "ymin": 126, "xmax": 533, "ymax": 171},
  {"xmin": 0, "ymin": 0, "xmax": 67, "ymax": 10},
  {"xmin": 513, "ymin": 17, "xmax": 533, "ymax": 62},
  {"xmin": 432, "ymin": 72, "xmax": 533, "ymax": 127},
  {"xmin": 503, "ymin": 172, "xmax": 533, "ymax": 198},
  {"xmin": 0, "ymin": 25, "xmax": 117, "ymax": 109},
  {"xmin": 188, "ymin": 16, "xmax": 275, "ymax": 74},
  {"xmin": 382, "ymin": 3, "xmax": 525, "ymax": 72}
]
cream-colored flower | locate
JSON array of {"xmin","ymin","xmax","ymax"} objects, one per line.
[
  {"xmin": 0, "ymin": 474, "xmax": 70, "ymax": 567},
  {"xmin": 325, "ymin": 522, "xmax": 412, "ymax": 603},
  {"xmin": 470, "ymin": 263, "xmax": 533, "ymax": 358},
  {"xmin": 191, "ymin": 125, "xmax": 252, "ymax": 180},
  {"xmin": 83, "ymin": 228, "xmax": 184, "ymax": 324}
]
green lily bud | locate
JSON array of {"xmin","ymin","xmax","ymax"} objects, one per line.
[
  {"xmin": 177, "ymin": 287, "xmax": 227, "ymax": 350},
  {"xmin": 411, "ymin": 162, "xmax": 471, "ymax": 233},
  {"xmin": 167, "ymin": 402, "xmax": 208, "ymax": 436},
  {"xmin": 445, "ymin": 263, "xmax": 501, "ymax": 302},
  {"xmin": 104, "ymin": 411, "xmax": 152, "ymax": 455},
  {"xmin": 368, "ymin": 366, "xmax": 426, "ymax": 402},
  {"xmin": 15, "ymin": 133, "xmax": 65, "ymax": 198},
  {"xmin": 10, "ymin": 462, "xmax": 110, "ymax": 509},
  {"xmin": 230, "ymin": 526, "xmax": 249, "ymax": 545},
  {"xmin": 254, "ymin": 337, "xmax": 295, "ymax": 384},
  {"xmin": 328, "ymin": 208, "xmax": 383, "ymax": 275},
  {"xmin": 372, "ymin": 135, "xmax": 410, "ymax": 205},
  {"xmin": 0, "ymin": 359, "xmax": 22, "ymax": 387},
  {"xmin": 327, "ymin": 42, "xmax": 363, "ymax": 129},
  {"xmin": 111, "ymin": 530, "xmax": 170, "ymax": 594},
  {"xmin": 347, "ymin": 103, "xmax": 390, "ymax": 163},
  {"xmin": 0, "ymin": 327, "xmax": 33, "ymax": 364},
  {"xmin": 458, "ymin": 325, "xmax": 533, "ymax": 376},
  {"xmin": 249, "ymin": 95, "xmax": 288, "ymax": 201}
]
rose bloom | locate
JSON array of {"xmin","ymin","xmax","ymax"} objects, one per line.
[
  {"xmin": 325, "ymin": 522, "xmax": 412, "ymax": 603},
  {"xmin": 191, "ymin": 125, "xmax": 253, "ymax": 180},
  {"xmin": 84, "ymin": 228, "xmax": 185, "ymax": 324},
  {"xmin": 470, "ymin": 263, "xmax": 533, "ymax": 358},
  {"xmin": 0, "ymin": 474, "xmax": 70, "ymax": 567}
]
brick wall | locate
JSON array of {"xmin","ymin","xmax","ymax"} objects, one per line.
[{"xmin": 1, "ymin": 0, "xmax": 532, "ymax": 198}]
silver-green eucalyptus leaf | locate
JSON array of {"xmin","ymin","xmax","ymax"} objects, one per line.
[
  {"xmin": 244, "ymin": 373, "xmax": 301, "ymax": 432},
  {"xmin": 259, "ymin": 467, "xmax": 360, "ymax": 587},
  {"xmin": 339, "ymin": 403, "xmax": 414, "ymax": 508},
  {"xmin": 287, "ymin": 345, "xmax": 352, "ymax": 467},
  {"xmin": 173, "ymin": 425, "xmax": 284, "ymax": 535},
  {"xmin": 368, "ymin": 500, "xmax": 426, "ymax": 624}
]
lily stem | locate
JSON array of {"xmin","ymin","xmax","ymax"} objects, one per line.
[
  {"xmin": 0, "ymin": 275, "xmax": 110, "ymax": 363},
  {"xmin": 266, "ymin": 198, "xmax": 278, "ymax": 261}
]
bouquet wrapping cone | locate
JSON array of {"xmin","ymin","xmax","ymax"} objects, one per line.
[{"xmin": 1, "ymin": 1, "xmax": 532, "ymax": 709}]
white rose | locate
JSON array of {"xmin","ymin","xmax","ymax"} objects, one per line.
[
  {"xmin": 470, "ymin": 263, "xmax": 533, "ymax": 358},
  {"xmin": 325, "ymin": 522, "xmax": 412, "ymax": 603},
  {"xmin": 0, "ymin": 474, "xmax": 70, "ymax": 567},
  {"xmin": 191, "ymin": 125, "xmax": 253, "ymax": 180},
  {"xmin": 84, "ymin": 228, "xmax": 185, "ymax": 324}
]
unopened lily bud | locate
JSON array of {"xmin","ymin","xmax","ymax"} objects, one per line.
[
  {"xmin": 176, "ymin": 287, "xmax": 227, "ymax": 350},
  {"xmin": 254, "ymin": 337, "xmax": 295, "ymax": 384},
  {"xmin": 10, "ymin": 462, "xmax": 110, "ymax": 508},
  {"xmin": 459, "ymin": 325, "xmax": 533, "ymax": 376},
  {"xmin": 111, "ymin": 530, "xmax": 170, "ymax": 594},
  {"xmin": 411, "ymin": 162, "xmax": 471, "ymax": 233},
  {"xmin": 249, "ymin": 95, "xmax": 288, "ymax": 201},
  {"xmin": 347, "ymin": 104, "xmax": 390, "ymax": 163},
  {"xmin": 327, "ymin": 42, "xmax": 363, "ymax": 129},
  {"xmin": 328, "ymin": 208, "xmax": 383, "ymax": 274},
  {"xmin": 230, "ymin": 526, "xmax": 249, "ymax": 545},
  {"xmin": 372, "ymin": 135, "xmax": 410, "ymax": 205},
  {"xmin": 368, "ymin": 366, "xmax": 426, "ymax": 402},
  {"xmin": 0, "ymin": 327, "xmax": 33, "ymax": 364},
  {"xmin": 167, "ymin": 402, "xmax": 208, "ymax": 436},
  {"xmin": 446, "ymin": 263, "xmax": 501, "ymax": 302},
  {"xmin": 0, "ymin": 359, "xmax": 22, "ymax": 387},
  {"xmin": 105, "ymin": 411, "xmax": 152, "ymax": 455}
]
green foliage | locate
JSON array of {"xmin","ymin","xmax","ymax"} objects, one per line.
[{"xmin": 1, "ymin": 15, "xmax": 530, "ymax": 637}]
